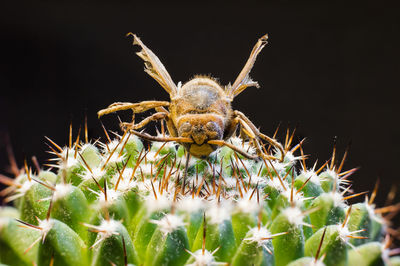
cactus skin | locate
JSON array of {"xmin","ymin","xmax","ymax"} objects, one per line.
[{"xmin": 0, "ymin": 129, "xmax": 399, "ymax": 266}]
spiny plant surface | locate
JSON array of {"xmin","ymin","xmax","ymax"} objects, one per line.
[{"xmin": 0, "ymin": 126, "xmax": 399, "ymax": 266}]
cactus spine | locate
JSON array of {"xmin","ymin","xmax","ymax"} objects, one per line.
[{"xmin": 0, "ymin": 126, "xmax": 399, "ymax": 266}]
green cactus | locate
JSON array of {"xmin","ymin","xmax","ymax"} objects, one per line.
[{"xmin": 0, "ymin": 126, "xmax": 399, "ymax": 266}]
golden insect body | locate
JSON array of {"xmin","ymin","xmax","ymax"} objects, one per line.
[{"xmin": 98, "ymin": 33, "xmax": 285, "ymax": 161}]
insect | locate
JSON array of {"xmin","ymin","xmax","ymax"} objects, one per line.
[{"xmin": 98, "ymin": 33, "xmax": 284, "ymax": 162}]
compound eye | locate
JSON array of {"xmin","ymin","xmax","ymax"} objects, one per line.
[
  {"xmin": 206, "ymin": 121, "xmax": 219, "ymax": 132},
  {"xmin": 179, "ymin": 122, "xmax": 192, "ymax": 133}
]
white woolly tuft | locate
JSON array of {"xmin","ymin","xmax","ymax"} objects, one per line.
[
  {"xmin": 98, "ymin": 219, "xmax": 120, "ymax": 237},
  {"xmin": 243, "ymin": 227, "xmax": 273, "ymax": 246},
  {"xmin": 112, "ymin": 167, "xmax": 134, "ymax": 181},
  {"xmin": 145, "ymin": 151, "xmax": 159, "ymax": 162},
  {"xmin": 38, "ymin": 218, "xmax": 54, "ymax": 236},
  {"xmin": 324, "ymin": 168, "xmax": 339, "ymax": 180},
  {"xmin": 97, "ymin": 189, "xmax": 122, "ymax": 207},
  {"xmin": 323, "ymin": 168, "xmax": 349, "ymax": 191},
  {"xmin": 79, "ymin": 167, "xmax": 106, "ymax": 181},
  {"xmin": 134, "ymin": 179, "xmax": 163, "ymax": 195},
  {"xmin": 113, "ymin": 168, "xmax": 137, "ymax": 192},
  {"xmin": 236, "ymin": 190, "xmax": 263, "ymax": 214},
  {"xmin": 206, "ymin": 201, "xmax": 232, "ymax": 224},
  {"xmin": 138, "ymin": 163, "xmax": 154, "ymax": 177},
  {"xmin": 105, "ymin": 139, "xmax": 122, "ymax": 154},
  {"xmin": 186, "ymin": 249, "xmax": 222, "ymax": 266},
  {"xmin": 150, "ymin": 214, "xmax": 186, "ymax": 235},
  {"xmin": 176, "ymin": 196, "xmax": 206, "ymax": 213},
  {"xmin": 223, "ymin": 177, "xmax": 238, "ymax": 188},
  {"xmin": 310, "ymin": 260, "xmax": 326, "ymax": 266},
  {"xmin": 237, "ymin": 159, "xmax": 255, "ymax": 172},
  {"xmin": 229, "ymin": 136, "xmax": 243, "ymax": 147},
  {"xmin": 331, "ymin": 192, "xmax": 347, "ymax": 208},
  {"xmin": 281, "ymin": 190, "xmax": 303, "ymax": 207},
  {"xmin": 53, "ymin": 183, "xmax": 73, "ymax": 201},
  {"xmin": 245, "ymin": 175, "xmax": 268, "ymax": 186},
  {"xmin": 266, "ymin": 178, "xmax": 288, "ymax": 193},
  {"xmin": 229, "ymin": 136, "xmax": 256, "ymax": 155},
  {"xmin": 364, "ymin": 198, "xmax": 385, "ymax": 224},
  {"xmin": 282, "ymin": 206, "xmax": 304, "ymax": 226},
  {"xmin": 79, "ymin": 143, "xmax": 98, "ymax": 153},
  {"xmin": 16, "ymin": 179, "xmax": 34, "ymax": 195},
  {"xmin": 243, "ymin": 226, "xmax": 288, "ymax": 254},
  {"xmin": 283, "ymin": 151, "xmax": 297, "ymax": 164},
  {"xmin": 336, "ymin": 221, "xmax": 368, "ymax": 248},
  {"xmin": 144, "ymin": 193, "xmax": 171, "ymax": 213},
  {"xmin": 84, "ymin": 219, "xmax": 121, "ymax": 248},
  {"xmin": 337, "ymin": 224, "xmax": 351, "ymax": 243},
  {"xmin": 60, "ymin": 148, "xmax": 79, "ymax": 169},
  {"xmin": 269, "ymin": 160, "xmax": 290, "ymax": 176},
  {"xmin": 300, "ymin": 169, "xmax": 320, "ymax": 185},
  {"xmin": 103, "ymin": 152, "xmax": 125, "ymax": 165}
]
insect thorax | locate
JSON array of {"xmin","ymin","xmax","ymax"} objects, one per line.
[{"xmin": 172, "ymin": 77, "xmax": 231, "ymax": 116}]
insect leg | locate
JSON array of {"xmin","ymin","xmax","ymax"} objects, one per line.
[
  {"xmin": 155, "ymin": 106, "xmax": 178, "ymax": 137},
  {"xmin": 121, "ymin": 112, "xmax": 168, "ymax": 131},
  {"xmin": 207, "ymin": 140, "xmax": 259, "ymax": 160},
  {"xmin": 130, "ymin": 130, "xmax": 193, "ymax": 144},
  {"xmin": 233, "ymin": 110, "xmax": 285, "ymax": 162},
  {"xmin": 98, "ymin": 100, "xmax": 170, "ymax": 118}
]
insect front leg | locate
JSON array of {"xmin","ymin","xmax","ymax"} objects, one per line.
[
  {"xmin": 98, "ymin": 100, "xmax": 170, "ymax": 118},
  {"xmin": 130, "ymin": 130, "xmax": 193, "ymax": 144},
  {"xmin": 233, "ymin": 110, "xmax": 285, "ymax": 162}
]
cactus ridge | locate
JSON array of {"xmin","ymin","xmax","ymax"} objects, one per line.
[{"xmin": 0, "ymin": 125, "xmax": 399, "ymax": 266}]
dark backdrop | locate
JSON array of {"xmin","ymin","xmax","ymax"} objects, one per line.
[{"xmin": 1, "ymin": 1, "xmax": 399, "ymax": 210}]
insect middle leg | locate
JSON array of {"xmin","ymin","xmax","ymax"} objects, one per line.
[
  {"xmin": 232, "ymin": 110, "xmax": 285, "ymax": 161},
  {"xmin": 120, "ymin": 112, "xmax": 168, "ymax": 131},
  {"xmin": 207, "ymin": 139, "xmax": 259, "ymax": 160},
  {"xmin": 155, "ymin": 106, "xmax": 178, "ymax": 137}
]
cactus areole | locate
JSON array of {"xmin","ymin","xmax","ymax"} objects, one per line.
[{"xmin": 0, "ymin": 125, "xmax": 399, "ymax": 266}]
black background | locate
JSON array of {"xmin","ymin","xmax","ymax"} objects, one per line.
[{"xmin": 0, "ymin": 0, "xmax": 399, "ymax": 214}]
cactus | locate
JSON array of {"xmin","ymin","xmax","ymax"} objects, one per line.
[{"xmin": 0, "ymin": 125, "xmax": 399, "ymax": 266}]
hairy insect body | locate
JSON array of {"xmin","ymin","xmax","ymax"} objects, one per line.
[
  {"xmin": 98, "ymin": 33, "xmax": 285, "ymax": 161},
  {"xmin": 170, "ymin": 77, "xmax": 233, "ymax": 158}
]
